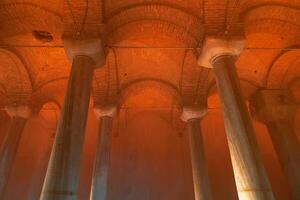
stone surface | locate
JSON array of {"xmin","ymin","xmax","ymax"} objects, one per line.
[
  {"xmin": 251, "ymin": 90, "xmax": 300, "ymax": 199},
  {"xmin": 63, "ymin": 38, "xmax": 105, "ymax": 68},
  {"xmin": 213, "ymin": 56, "xmax": 274, "ymax": 199},
  {"xmin": 181, "ymin": 106, "xmax": 207, "ymax": 122},
  {"xmin": 94, "ymin": 105, "xmax": 117, "ymax": 118},
  {"xmin": 0, "ymin": 1, "xmax": 299, "ymax": 199},
  {"xmin": 90, "ymin": 116, "xmax": 114, "ymax": 200},
  {"xmin": 0, "ymin": 116, "xmax": 27, "ymax": 198},
  {"xmin": 198, "ymin": 37, "xmax": 244, "ymax": 69},
  {"xmin": 40, "ymin": 56, "xmax": 94, "ymax": 200},
  {"xmin": 186, "ymin": 118, "xmax": 213, "ymax": 200},
  {"xmin": 251, "ymin": 90, "xmax": 298, "ymax": 123}
]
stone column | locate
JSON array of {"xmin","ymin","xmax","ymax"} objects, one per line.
[
  {"xmin": 181, "ymin": 106, "xmax": 213, "ymax": 200},
  {"xmin": 90, "ymin": 105, "xmax": 117, "ymax": 200},
  {"xmin": 251, "ymin": 90, "xmax": 300, "ymax": 199},
  {"xmin": 0, "ymin": 105, "xmax": 31, "ymax": 197},
  {"xmin": 198, "ymin": 37, "xmax": 274, "ymax": 199},
  {"xmin": 40, "ymin": 39, "xmax": 105, "ymax": 200}
]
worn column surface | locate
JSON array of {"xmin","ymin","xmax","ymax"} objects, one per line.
[
  {"xmin": 40, "ymin": 38, "xmax": 105, "ymax": 200},
  {"xmin": 0, "ymin": 106, "xmax": 31, "ymax": 198},
  {"xmin": 251, "ymin": 90, "xmax": 300, "ymax": 199},
  {"xmin": 90, "ymin": 106, "xmax": 116, "ymax": 200},
  {"xmin": 181, "ymin": 107, "xmax": 213, "ymax": 200},
  {"xmin": 214, "ymin": 56, "xmax": 274, "ymax": 199},
  {"xmin": 198, "ymin": 37, "xmax": 274, "ymax": 200},
  {"xmin": 40, "ymin": 55, "xmax": 94, "ymax": 200}
]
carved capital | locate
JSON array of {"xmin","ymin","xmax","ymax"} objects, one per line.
[
  {"xmin": 181, "ymin": 106, "xmax": 207, "ymax": 122},
  {"xmin": 250, "ymin": 90, "xmax": 298, "ymax": 123},
  {"xmin": 63, "ymin": 38, "xmax": 106, "ymax": 68},
  {"xmin": 94, "ymin": 105, "xmax": 117, "ymax": 119},
  {"xmin": 5, "ymin": 105, "xmax": 32, "ymax": 119},
  {"xmin": 198, "ymin": 37, "xmax": 244, "ymax": 68}
]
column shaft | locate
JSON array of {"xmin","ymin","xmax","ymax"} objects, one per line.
[
  {"xmin": 187, "ymin": 118, "xmax": 213, "ymax": 200},
  {"xmin": 40, "ymin": 55, "xmax": 94, "ymax": 200},
  {"xmin": 266, "ymin": 121, "xmax": 300, "ymax": 199},
  {"xmin": 213, "ymin": 56, "xmax": 274, "ymax": 199},
  {"xmin": 0, "ymin": 116, "xmax": 26, "ymax": 197},
  {"xmin": 90, "ymin": 116, "xmax": 114, "ymax": 200}
]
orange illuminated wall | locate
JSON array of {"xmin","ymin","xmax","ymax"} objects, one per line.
[{"xmin": 0, "ymin": 106, "xmax": 295, "ymax": 199}]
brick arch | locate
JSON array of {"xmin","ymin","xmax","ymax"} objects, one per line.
[
  {"xmin": 240, "ymin": 3, "xmax": 300, "ymax": 94},
  {"xmin": 0, "ymin": 2, "xmax": 63, "ymax": 38},
  {"xmin": 105, "ymin": 1, "xmax": 202, "ymax": 19},
  {"xmin": 93, "ymin": 49, "xmax": 119, "ymax": 106},
  {"xmin": 93, "ymin": 46, "xmax": 212, "ymax": 108},
  {"xmin": 105, "ymin": 4, "xmax": 204, "ymax": 47},
  {"xmin": 93, "ymin": 45, "xmax": 184, "ymax": 106},
  {"xmin": 118, "ymin": 79, "xmax": 182, "ymax": 109},
  {"xmin": 31, "ymin": 77, "xmax": 69, "ymax": 108},
  {"xmin": 267, "ymin": 49, "xmax": 300, "ymax": 89},
  {"xmin": 0, "ymin": 48, "xmax": 32, "ymax": 105},
  {"xmin": 39, "ymin": 101, "xmax": 60, "ymax": 130},
  {"xmin": 243, "ymin": 5, "xmax": 300, "ymax": 49},
  {"xmin": 180, "ymin": 49, "xmax": 214, "ymax": 106},
  {"xmin": 240, "ymin": 0, "xmax": 300, "ymax": 13}
]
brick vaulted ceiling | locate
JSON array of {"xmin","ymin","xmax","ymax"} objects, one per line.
[{"xmin": 1, "ymin": 0, "xmax": 300, "ymax": 110}]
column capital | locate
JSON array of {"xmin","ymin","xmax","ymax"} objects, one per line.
[
  {"xmin": 5, "ymin": 105, "xmax": 32, "ymax": 119},
  {"xmin": 250, "ymin": 90, "xmax": 298, "ymax": 123},
  {"xmin": 181, "ymin": 106, "xmax": 207, "ymax": 122},
  {"xmin": 63, "ymin": 38, "xmax": 106, "ymax": 68},
  {"xmin": 94, "ymin": 105, "xmax": 117, "ymax": 119},
  {"xmin": 198, "ymin": 37, "xmax": 244, "ymax": 68}
]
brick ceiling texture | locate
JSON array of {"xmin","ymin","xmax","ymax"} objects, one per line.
[{"xmin": 1, "ymin": 0, "xmax": 300, "ymax": 110}]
